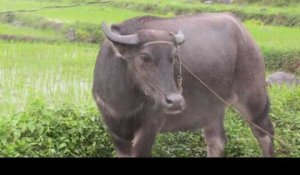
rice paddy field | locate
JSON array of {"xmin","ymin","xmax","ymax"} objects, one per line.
[{"xmin": 0, "ymin": 0, "xmax": 299, "ymax": 157}]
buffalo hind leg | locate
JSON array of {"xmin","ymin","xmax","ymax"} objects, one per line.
[
  {"xmin": 203, "ymin": 109, "xmax": 227, "ymax": 157},
  {"xmin": 235, "ymin": 93, "xmax": 274, "ymax": 157}
]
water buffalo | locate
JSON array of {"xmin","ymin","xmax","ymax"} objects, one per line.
[{"xmin": 92, "ymin": 13, "xmax": 274, "ymax": 157}]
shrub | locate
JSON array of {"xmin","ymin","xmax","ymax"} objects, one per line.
[
  {"xmin": 0, "ymin": 99, "xmax": 114, "ymax": 157},
  {"xmin": 65, "ymin": 22, "xmax": 104, "ymax": 43},
  {"xmin": 235, "ymin": 0, "xmax": 300, "ymax": 6}
]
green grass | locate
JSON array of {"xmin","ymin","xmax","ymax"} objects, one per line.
[
  {"xmin": 1, "ymin": 0, "xmax": 299, "ymax": 26},
  {"xmin": 2, "ymin": 10, "xmax": 299, "ymax": 62},
  {"xmin": 0, "ymin": 100, "xmax": 114, "ymax": 157},
  {"xmin": 0, "ymin": 0, "xmax": 152, "ymax": 24},
  {"xmin": 35, "ymin": 6, "xmax": 152, "ymax": 24},
  {"xmin": 245, "ymin": 21, "xmax": 300, "ymax": 51},
  {"xmin": 1, "ymin": 18, "xmax": 298, "ymax": 70},
  {"xmin": 244, "ymin": 21, "xmax": 300, "ymax": 70},
  {"xmin": 117, "ymin": 0, "xmax": 300, "ymax": 16},
  {"xmin": 235, "ymin": 0, "xmax": 300, "ymax": 7},
  {"xmin": 0, "ymin": 3, "xmax": 153, "ymax": 43},
  {"xmin": 112, "ymin": 0, "xmax": 300, "ymax": 15},
  {"xmin": 0, "ymin": 40, "xmax": 98, "ymax": 116},
  {"xmin": 0, "ymin": 0, "xmax": 70, "ymax": 12},
  {"xmin": 1, "ymin": 0, "xmax": 299, "ymax": 57}
]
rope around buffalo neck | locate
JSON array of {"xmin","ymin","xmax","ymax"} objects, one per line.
[
  {"xmin": 169, "ymin": 32, "xmax": 183, "ymax": 93},
  {"xmin": 175, "ymin": 44, "xmax": 183, "ymax": 93}
]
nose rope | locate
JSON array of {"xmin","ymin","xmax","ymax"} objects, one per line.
[
  {"xmin": 175, "ymin": 44, "xmax": 183, "ymax": 94},
  {"xmin": 169, "ymin": 31, "xmax": 183, "ymax": 94}
]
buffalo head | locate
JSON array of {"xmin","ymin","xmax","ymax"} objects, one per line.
[{"xmin": 102, "ymin": 22, "xmax": 186, "ymax": 115}]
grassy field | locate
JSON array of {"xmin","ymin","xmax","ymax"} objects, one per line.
[
  {"xmin": 36, "ymin": 6, "xmax": 153, "ymax": 24},
  {"xmin": 0, "ymin": 41, "xmax": 97, "ymax": 115},
  {"xmin": 244, "ymin": 21, "xmax": 300, "ymax": 70},
  {"xmin": 0, "ymin": 0, "xmax": 299, "ymax": 157},
  {"xmin": 112, "ymin": 0, "xmax": 300, "ymax": 16},
  {"xmin": 1, "ymin": 0, "xmax": 300, "ymax": 26},
  {"xmin": 0, "ymin": 1, "xmax": 299, "ymax": 69}
]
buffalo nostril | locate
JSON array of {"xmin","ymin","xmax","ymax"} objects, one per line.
[{"xmin": 165, "ymin": 97, "xmax": 173, "ymax": 105}]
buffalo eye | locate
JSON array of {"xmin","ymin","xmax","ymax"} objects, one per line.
[{"xmin": 140, "ymin": 54, "xmax": 152, "ymax": 63}]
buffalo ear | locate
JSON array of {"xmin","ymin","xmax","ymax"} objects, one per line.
[
  {"xmin": 107, "ymin": 40, "xmax": 129, "ymax": 61},
  {"xmin": 175, "ymin": 30, "xmax": 185, "ymax": 45}
]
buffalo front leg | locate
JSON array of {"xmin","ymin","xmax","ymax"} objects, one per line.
[
  {"xmin": 131, "ymin": 120, "xmax": 159, "ymax": 157},
  {"xmin": 203, "ymin": 117, "xmax": 227, "ymax": 157},
  {"xmin": 111, "ymin": 133, "xmax": 132, "ymax": 157}
]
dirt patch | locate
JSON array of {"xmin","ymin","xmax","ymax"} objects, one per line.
[
  {"xmin": 0, "ymin": 13, "xmax": 63, "ymax": 31},
  {"xmin": 0, "ymin": 34, "xmax": 58, "ymax": 43}
]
